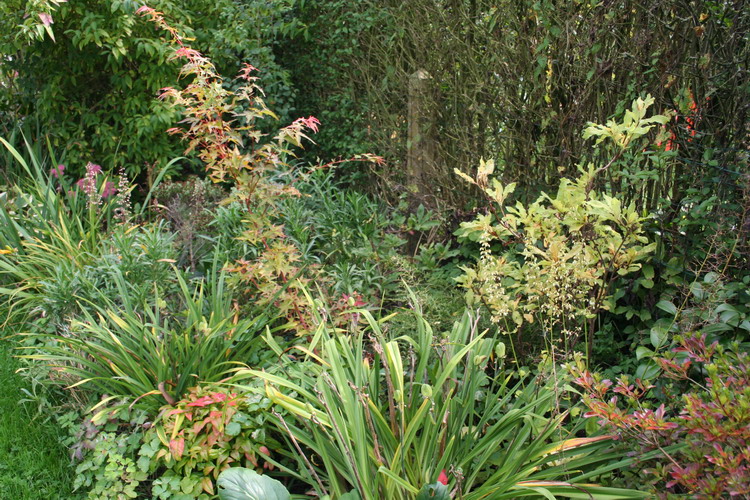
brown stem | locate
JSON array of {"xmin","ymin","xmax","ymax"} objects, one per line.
[{"xmin": 157, "ymin": 381, "xmax": 176, "ymax": 405}]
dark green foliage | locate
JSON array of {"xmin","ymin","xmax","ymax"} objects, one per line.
[
  {"xmin": 593, "ymin": 170, "xmax": 750, "ymax": 372},
  {"xmin": 279, "ymin": 169, "xmax": 406, "ymax": 301},
  {"xmin": 0, "ymin": 0, "xmax": 299, "ymax": 178},
  {"xmin": 1, "ymin": 0, "xmax": 183, "ymax": 177},
  {"xmin": 284, "ymin": 0, "xmax": 749, "ymax": 209},
  {"xmin": 279, "ymin": 0, "xmax": 383, "ymax": 179}
]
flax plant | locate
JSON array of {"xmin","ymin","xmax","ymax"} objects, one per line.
[
  {"xmin": 0, "ymin": 136, "xmax": 178, "ymax": 328},
  {"xmin": 0, "ymin": 139, "xmax": 113, "ymax": 327},
  {"xmin": 238, "ymin": 295, "xmax": 647, "ymax": 499},
  {"xmin": 19, "ymin": 262, "xmax": 272, "ymax": 420}
]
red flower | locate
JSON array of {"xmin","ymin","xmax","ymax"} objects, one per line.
[{"xmin": 437, "ymin": 469, "xmax": 448, "ymax": 485}]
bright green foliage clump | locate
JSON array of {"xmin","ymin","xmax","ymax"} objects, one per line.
[
  {"xmin": 583, "ymin": 95, "xmax": 671, "ymax": 150},
  {"xmin": 243, "ymin": 303, "xmax": 646, "ymax": 500},
  {"xmin": 456, "ymin": 97, "xmax": 667, "ymax": 359},
  {"xmin": 143, "ymin": 385, "xmax": 283, "ymax": 498},
  {"xmin": 456, "ymin": 167, "xmax": 654, "ymax": 357}
]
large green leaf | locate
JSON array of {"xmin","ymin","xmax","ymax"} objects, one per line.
[
  {"xmin": 217, "ymin": 468, "xmax": 291, "ymax": 500},
  {"xmin": 338, "ymin": 491, "xmax": 362, "ymax": 500},
  {"xmin": 415, "ymin": 482, "xmax": 450, "ymax": 500}
]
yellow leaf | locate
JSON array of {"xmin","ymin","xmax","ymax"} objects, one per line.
[{"xmin": 542, "ymin": 435, "xmax": 614, "ymax": 455}]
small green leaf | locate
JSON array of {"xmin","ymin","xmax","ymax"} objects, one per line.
[
  {"xmin": 641, "ymin": 264, "xmax": 654, "ymax": 280},
  {"xmin": 650, "ymin": 325, "xmax": 668, "ymax": 348},
  {"xmin": 635, "ymin": 346, "xmax": 653, "ymax": 361},
  {"xmin": 690, "ymin": 282, "xmax": 706, "ymax": 300},
  {"xmin": 635, "ymin": 361, "xmax": 660, "ymax": 380},
  {"xmin": 704, "ymin": 272, "xmax": 720, "ymax": 284},
  {"xmin": 640, "ymin": 278, "xmax": 654, "ymax": 289},
  {"xmin": 655, "ymin": 300, "xmax": 677, "ymax": 316},
  {"xmin": 226, "ymin": 421, "xmax": 241, "ymax": 436},
  {"xmin": 702, "ymin": 323, "xmax": 733, "ymax": 334},
  {"xmin": 495, "ymin": 341, "xmax": 506, "ymax": 359}
]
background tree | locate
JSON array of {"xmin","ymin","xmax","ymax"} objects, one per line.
[
  {"xmin": 0, "ymin": 0, "xmax": 300, "ymax": 179},
  {"xmin": 284, "ymin": 0, "xmax": 749, "ymax": 211}
]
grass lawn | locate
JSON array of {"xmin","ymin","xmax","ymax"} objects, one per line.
[{"xmin": 0, "ymin": 337, "xmax": 77, "ymax": 499}]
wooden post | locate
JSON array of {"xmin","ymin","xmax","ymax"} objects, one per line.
[{"xmin": 407, "ymin": 69, "xmax": 435, "ymax": 199}]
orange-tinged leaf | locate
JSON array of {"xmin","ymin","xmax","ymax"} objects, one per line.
[
  {"xmin": 193, "ymin": 420, "xmax": 207, "ymax": 434},
  {"xmin": 545, "ymin": 434, "xmax": 614, "ymax": 454},
  {"xmin": 201, "ymin": 476, "xmax": 214, "ymax": 495},
  {"xmin": 533, "ymin": 434, "xmax": 617, "ymax": 464},
  {"xmin": 169, "ymin": 437, "xmax": 185, "ymax": 460}
]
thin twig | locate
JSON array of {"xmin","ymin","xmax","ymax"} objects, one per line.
[{"xmin": 273, "ymin": 409, "xmax": 328, "ymax": 496}]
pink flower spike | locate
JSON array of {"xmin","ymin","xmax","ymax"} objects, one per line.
[
  {"xmin": 101, "ymin": 181, "xmax": 117, "ymax": 199},
  {"xmin": 86, "ymin": 163, "xmax": 102, "ymax": 175},
  {"xmin": 136, "ymin": 5, "xmax": 154, "ymax": 15},
  {"xmin": 50, "ymin": 164, "xmax": 65, "ymax": 178}
]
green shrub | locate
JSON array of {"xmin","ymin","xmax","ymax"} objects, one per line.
[
  {"xmin": 455, "ymin": 97, "xmax": 666, "ymax": 362},
  {"xmin": 0, "ymin": 0, "xmax": 300, "ymax": 177},
  {"xmin": 279, "ymin": 169, "xmax": 405, "ymax": 302}
]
